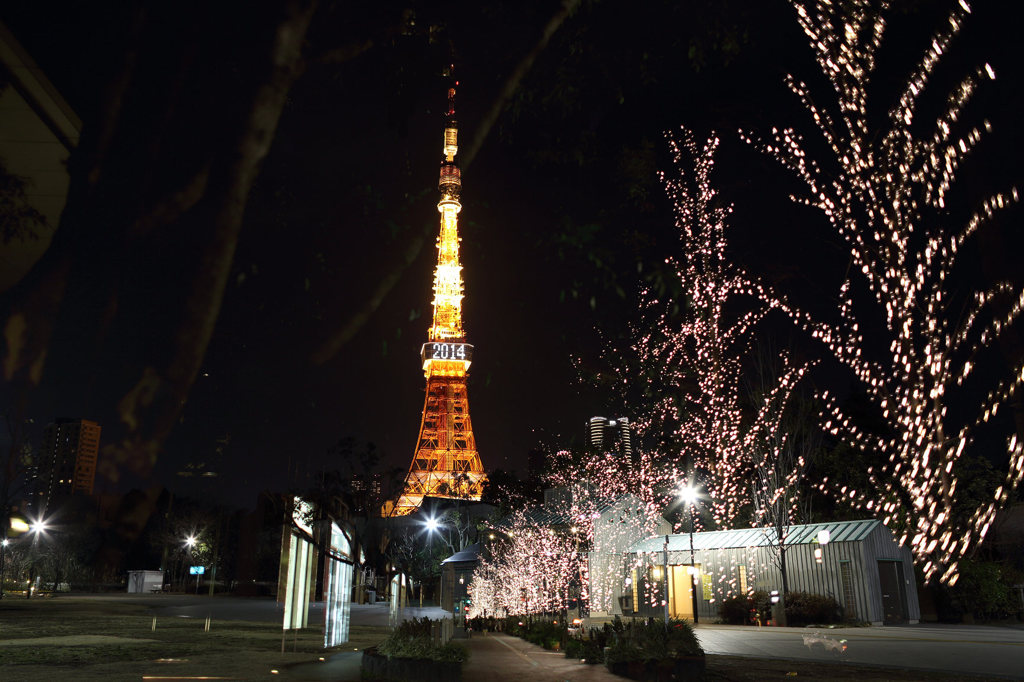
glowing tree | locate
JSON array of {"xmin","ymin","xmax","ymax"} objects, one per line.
[
  {"xmin": 542, "ymin": 449, "xmax": 677, "ymax": 612},
  {"xmin": 745, "ymin": 0, "xmax": 1024, "ymax": 583},
  {"xmin": 628, "ymin": 131, "xmax": 812, "ymax": 529},
  {"xmin": 469, "ymin": 447, "xmax": 677, "ymax": 616},
  {"xmin": 746, "ymin": 349, "xmax": 822, "ymax": 598},
  {"xmin": 468, "ymin": 510, "xmax": 578, "ymax": 617}
]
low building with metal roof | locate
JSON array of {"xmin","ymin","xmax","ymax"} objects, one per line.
[
  {"xmin": 622, "ymin": 519, "xmax": 919, "ymax": 626},
  {"xmin": 440, "ymin": 542, "xmax": 481, "ymax": 615}
]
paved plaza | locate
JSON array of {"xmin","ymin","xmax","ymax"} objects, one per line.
[
  {"xmin": 694, "ymin": 622, "xmax": 1024, "ymax": 679},
  {"xmin": 68, "ymin": 595, "xmax": 1024, "ymax": 680}
]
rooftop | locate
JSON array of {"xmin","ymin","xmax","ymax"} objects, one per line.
[{"xmin": 629, "ymin": 519, "xmax": 882, "ymax": 553}]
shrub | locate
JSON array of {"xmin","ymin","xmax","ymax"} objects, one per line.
[
  {"xmin": 524, "ymin": 619, "xmax": 565, "ymax": 650},
  {"xmin": 377, "ymin": 618, "xmax": 469, "ymax": 663},
  {"xmin": 784, "ymin": 592, "xmax": 843, "ymax": 627},
  {"xmin": 604, "ymin": 618, "xmax": 703, "ymax": 664},
  {"xmin": 718, "ymin": 590, "xmax": 769, "ymax": 624},
  {"xmin": 949, "ymin": 559, "xmax": 1017, "ymax": 622},
  {"xmin": 579, "ymin": 637, "xmax": 604, "ymax": 663},
  {"xmin": 564, "ymin": 638, "xmax": 585, "ymax": 659}
]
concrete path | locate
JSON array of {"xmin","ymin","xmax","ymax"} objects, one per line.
[{"xmin": 461, "ymin": 631, "xmax": 621, "ymax": 681}]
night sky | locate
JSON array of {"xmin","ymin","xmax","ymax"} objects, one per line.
[{"xmin": 3, "ymin": 0, "xmax": 1021, "ymax": 509}]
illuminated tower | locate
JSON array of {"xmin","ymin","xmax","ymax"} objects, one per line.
[{"xmin": 387, "ymin": 79, "xmax": 486, "ymax": 516}]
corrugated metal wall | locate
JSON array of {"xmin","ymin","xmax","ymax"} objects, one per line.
[{"xmin": 638, "ymin": 524, "xmax": 919, "ymax": 624}]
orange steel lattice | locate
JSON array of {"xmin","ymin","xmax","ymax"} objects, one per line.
[{"xmin": 387, "ymin": 81, "xmax": 485, "ymax": 516}]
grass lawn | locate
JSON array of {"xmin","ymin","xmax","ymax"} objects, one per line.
[{"xmin": 0, "ymin": 597, "xmax": 388, "ymax": 681}]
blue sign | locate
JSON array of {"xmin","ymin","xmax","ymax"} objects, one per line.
[{"xmin": 189, "ymin": 566, "xmax": 206, "ymax": 575}]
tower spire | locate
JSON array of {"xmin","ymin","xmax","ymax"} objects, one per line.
[{"xmin": 386, "ymin": 74, "xmax": 486, "ymax": 517}]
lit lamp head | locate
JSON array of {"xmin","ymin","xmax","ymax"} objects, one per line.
[
  {"xmin": 678, "ymin": 485, "xmax": 699, "ymax": 506},
  {"xmin": 185, "ymin": 535, "xmax": 197, "ymax": 549},
  {"xmin": 425, "ymin": 517, "xmax": 440, "ymax": 534}
]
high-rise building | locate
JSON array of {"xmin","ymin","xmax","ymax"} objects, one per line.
[
  {"xmin": 349, "ymin": 473, "xmax": 382, "ymax": 515},
  {"xmin": 386, "ymin": 75, "xmax": 486, "ymax": 516},
  {"xmin": 41, "ymin": 418, "xmax": 101, "ymax": 508},
  {"xmin": 587, "ymin": 416, "xmax": 633, "ymax": 456}
]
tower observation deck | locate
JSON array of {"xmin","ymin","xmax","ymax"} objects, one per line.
[{"xmin": 385, "ymin": 78, "xmax": 486, "ymax": 516}]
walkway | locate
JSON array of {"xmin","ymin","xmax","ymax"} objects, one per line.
[{"xmin": 461, "ymin": 631, "xmax": 622, "ymax": 681}]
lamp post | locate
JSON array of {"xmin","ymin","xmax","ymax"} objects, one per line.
[
  {"xmin": 662, "ymin": 536, "xmax": 670, "ymax": 625},
  {"xmin": 184, "ymin": 535, "xmax": 199, "ymax": 593},
  {"xmin": 0, "ymin": 537, "xmax": 8, "ymax": 599},
  {"xmin": 679, "ymin": 486, "xmax": 699, "ymax": 623},
  {"xmin": 25, "ymin": 517, "xmax": 49, "ymax": 598},
  {"xmin": 424, "ymin": 515, "xmax": 441, "ymax": 611}
]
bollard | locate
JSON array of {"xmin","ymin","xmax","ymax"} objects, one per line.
[{"xmin": 152, "ymin": 617, "xmax": 157, "ymax": 631}]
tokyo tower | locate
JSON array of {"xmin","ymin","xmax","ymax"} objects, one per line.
[{"xmin": 386, "ymin": 77, "xmax": 486, "ymax": 516}]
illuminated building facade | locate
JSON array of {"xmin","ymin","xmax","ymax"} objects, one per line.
[
  {"xmin": 41, "ymin": 418, "xmax": 101, "ymax": 508},
  {"xmin": 387, "ymin": 79, "xmax": 486, "ymax": 516}
]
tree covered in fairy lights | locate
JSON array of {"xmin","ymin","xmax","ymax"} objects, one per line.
[
  {"xmin": 468, "ymin": 448, "xmax": 677, "ymax": 617},
  {"xmin": 744, "ymin": 0, "xmax": 1023, "ymax": 584},
  {"xmin": 468, "ymin": 509, "xmax": 579, "ymax": 617},
  {"xmin": 544, "ymin": 449, "xmax": 678, "ymax": 612},
  {"xmin": 624, "ymin": 131, "xmax": 814, "ymax": 530}
]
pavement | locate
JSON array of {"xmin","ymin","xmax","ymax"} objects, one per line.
[
  {"xmin": 80, "ymin": 595, "xmax": 1024, "ymax": 680},
  {"xmin": 694, "ymin": 622, "xmax": 1024, "ymax": 679},
  {"xmin": 274, "ymin": 610, "xmax": 1024, "ymax": 681},
  {"xmin": 460, "ymin": 631, "xmax": 622, "ymax": 681},
  {"xmin": 278, "ymin": 628, "xmax": 623, "ymax": 681}
]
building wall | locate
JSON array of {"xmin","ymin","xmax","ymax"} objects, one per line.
[
  {"xmin": 72, "ymin": 420, "xmax": 101, "ymax": 495},
  {"xmin": 440, "ymin": 562, "xmax": 474, "ymax": 613},
  {"xmin": 630, "ymin": 524, "xmax": 919, "ymax": 625},
  {"xmin": 41, "ymin": 418, "xmax": 101, "ymax": 508}
]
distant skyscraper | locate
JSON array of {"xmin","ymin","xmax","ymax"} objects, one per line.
[
  {"xmin": 587, "ymin": 416, "xmax": 633, "ymax": 456},
  {"xmin": 349, "ymin": 473, "xmax": 383, "ymax": 514},
  {"xmin": 41, "ymin": 418, "xmax": 101, "ymax": 508}
]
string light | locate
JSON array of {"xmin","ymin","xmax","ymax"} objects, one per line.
[
  {"xmin": 627, "ymin": 131, "xmax": 812, "ymax": 530},
  {"xmin": 743, "ymin": 0, "xmax": 1023, "ymax": 584}
]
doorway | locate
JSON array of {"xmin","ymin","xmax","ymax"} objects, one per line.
[
  {"xmin": 669, "ymin": 565, "xmax": 697, "ymax": 621},
  {"xmin": 877, "ymin": 560, "xmax": 908, "ymax": 624}
]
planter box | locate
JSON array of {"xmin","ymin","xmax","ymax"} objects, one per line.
[
  {"xmin": 360, "ymin": 647, "xmax": 462, "ymax": 681},
  {"xmin": 607, "ymin": 654, "xmax": 706, "ymax": 681}
]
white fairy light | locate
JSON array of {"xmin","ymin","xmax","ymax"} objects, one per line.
[{"xmin": 744, "ymin": 0, "xmax": 1023, "ymax": 584}]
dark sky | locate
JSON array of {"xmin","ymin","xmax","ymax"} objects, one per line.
[{"xmin": 3, "ymin": 0, "xmax": 1021, "ymax": 508}]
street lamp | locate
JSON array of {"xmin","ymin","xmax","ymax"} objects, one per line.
[
  {"xmin": 678, "ymin": 485, "xmax": 699, "ymax": 623},
  {"xmin": 25, "ymin": 516, "xmax": 51, "ymax": 597},
  {"xmin": 184, "ymin": 535, "xmax": 201, "ymax": 592},
  {"xmin": 0, "ymin": 538, "xmax": 8, "ymax": 599},
  {"xmin": 422, "ymin": 516, "xmax": 442, "ymax": 610}
]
